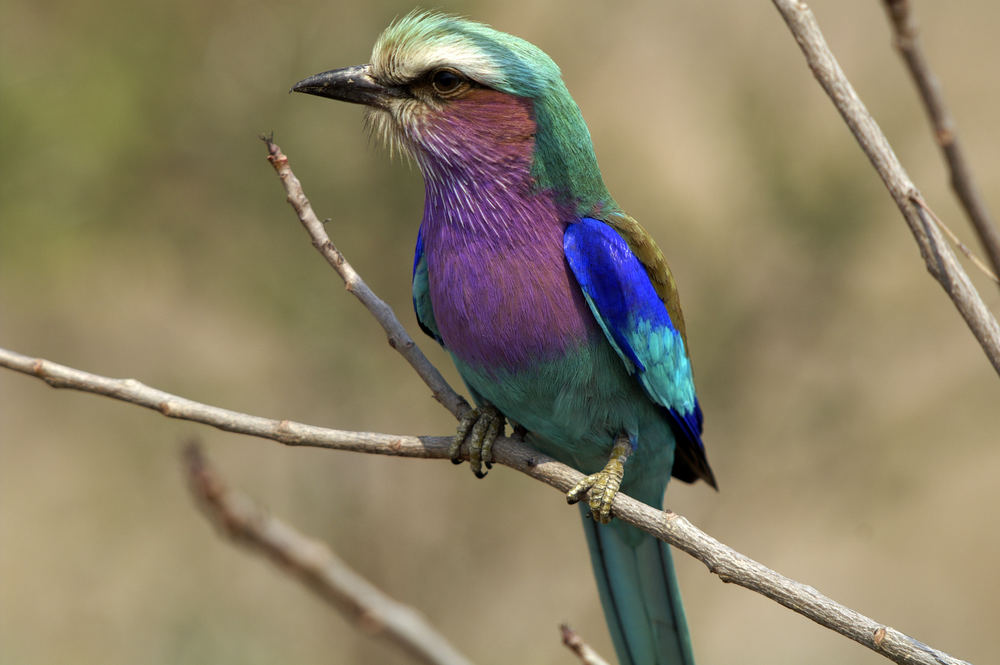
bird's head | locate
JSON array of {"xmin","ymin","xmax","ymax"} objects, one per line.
[{"xmin": 293, "ymin": 11, "xmax": 613, "ymax": 213}]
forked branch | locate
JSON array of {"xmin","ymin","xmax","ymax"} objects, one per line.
[
  {"xmin": 771, "ymin": 0, "xmax": 1000, "ymax": 376},
  {"xmin": 881, "ymin": 0, "xmax": 1000, "ymax": 281}
]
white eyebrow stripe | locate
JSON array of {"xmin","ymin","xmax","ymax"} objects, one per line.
[{"xmin": 373, "ymin": 39, "xmax": 501, "ymax": 87}]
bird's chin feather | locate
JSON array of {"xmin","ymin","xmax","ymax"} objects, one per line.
[{"xmin": 363, "ymin": 106, "xmax": 419, "ymax": 166}]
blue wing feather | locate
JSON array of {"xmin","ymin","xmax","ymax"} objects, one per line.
[
  {"xmin": 564, "ymin": 218, "xmax": 714, "ymax": 486},
  {"xmin": 412, "ymin": 224, "xmax": 443, "ymax": 344}
]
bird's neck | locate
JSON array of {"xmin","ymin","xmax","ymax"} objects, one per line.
[{"xmin": 415, "ymin": 88, "xmax": 615, "ymax": 244}]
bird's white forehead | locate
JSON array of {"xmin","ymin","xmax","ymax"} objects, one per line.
[{"xmin": 370, "ymin": 20, "xmax": 503, "ymax": 88}]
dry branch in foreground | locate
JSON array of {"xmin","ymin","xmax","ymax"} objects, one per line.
[{"xmin": 184, "ymin": 443, "xmax": 474, "ymax": 665}]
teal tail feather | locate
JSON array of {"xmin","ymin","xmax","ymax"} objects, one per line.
[{"xmin": 580, "ymin": 505, "xmax": 695, "ymax": 665}]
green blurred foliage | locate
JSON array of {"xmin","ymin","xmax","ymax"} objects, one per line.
[{"xmin": 2, "ymin": 1, "xmax": 998, "ymax": 664}]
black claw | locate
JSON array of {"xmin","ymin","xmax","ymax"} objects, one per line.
[
  {"xmin": 473, "ymin": 469, "xmax": 487, "ymax": 479},
  {"xmin": 484, "ymin": 461, "xmax": 492, "ymax": 469},
  {"xmin": 451, "ymin": 457, "xmax": 463, "ymax": 465}
]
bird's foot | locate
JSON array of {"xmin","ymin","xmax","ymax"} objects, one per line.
[
  {"xmin": 566, "ymin": 435, "xmax": 632, "ymax": 524},
  {"xmin": 450, "ymin": 403, "xmax": 505, "ymax": 479}
]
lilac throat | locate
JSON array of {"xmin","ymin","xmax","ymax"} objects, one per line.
[{"xmin": 415, "ymin": 91, "xmax": 599, "ymax": 371}]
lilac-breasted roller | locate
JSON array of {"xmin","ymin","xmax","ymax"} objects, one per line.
[{"xmin": 293, "ymin": 11, "xmax": 716, "ymax": 665}]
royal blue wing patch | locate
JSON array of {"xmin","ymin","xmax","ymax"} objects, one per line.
[{"xmin": 564, "ymin": 218, "xmax": 715, "ymax": 487}]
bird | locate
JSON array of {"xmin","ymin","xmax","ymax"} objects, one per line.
[{"xmin": 293, "ymin": 11, "xmax": 716, "ymax": 665}]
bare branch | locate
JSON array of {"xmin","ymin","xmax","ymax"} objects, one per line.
[
  {"xmin": 0, "ymin": 345, "xmax": 446, "ymax": 457},
  {"xmin": 881, "ymin": 0, "xmax": 1000, "ymax": 281},
  {"xmin": 560, "ymin": 624, "xmax": 612, "ymax": 665},
  {"xmin": 771, "ymin": 0, "xmax": 1000, "ymax": 377},
  {"xmin": 183, "ymin": 442, "xmax": 474, "ymax": 665},
  {"xmin": 0, "ymin": 344, "xmax": 971, "ymax": 665},
  {"xmin": 261, "ymin": 135, "xmax": 470, "ymax": 420}
]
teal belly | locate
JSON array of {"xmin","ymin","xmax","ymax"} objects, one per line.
[{"xmin": 453, "ymin": 337, "xmax": 676, "ymax": 506}]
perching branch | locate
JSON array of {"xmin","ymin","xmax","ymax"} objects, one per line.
[
  {"xmin": 881, "ymin": 0, "xmax": 1000, "ymax": 281},
  {"xmin": 0, "ymin": 343, "xmax": 971, "ymax": 665},
  {"xmin": 183, "ymin": 443, "xmax": 474, "ymax": 665},
  {"xmin": 771, "ymin": 0, "xmax": 1000, "ymax": 377}
]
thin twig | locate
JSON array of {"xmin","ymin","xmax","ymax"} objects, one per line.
[
  {"xmin": 770, "ymin": 0, "xmax": 1000, "ymax": 378},
  {"xmin": 262, "ymin": 135, "xmax": 469, "ymax": 420},
  {"xmin": 913, "ymin": 194, "xmax": 999, "ymax": 284},
  {"xmin": 183, "ymin": 442, "xmax": 474, "ymax": 665},
  {"xmin": 0, "ymin": 345, "xmax": 971, "ymax": 665},
  {"xmin": 881, "ymin": 0, "xmax": 1000, "ymax": 281},
  {"xmin": 560, "ymin": 624, "xmax": 612, "ymax": 665}
]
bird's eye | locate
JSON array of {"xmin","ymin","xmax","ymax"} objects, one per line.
[{"xmin": 430, "ymin": 68, "xmax": 466, "ymax": 96}]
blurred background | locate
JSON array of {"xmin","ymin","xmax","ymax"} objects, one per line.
[{"xmin": 2, "ymin": 1, "xmax": 998, "ymax": 663}]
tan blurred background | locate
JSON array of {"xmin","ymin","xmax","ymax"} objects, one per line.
[{"xmin": 2, "ymin": 1, "xmax": 998, "ymax": 663}]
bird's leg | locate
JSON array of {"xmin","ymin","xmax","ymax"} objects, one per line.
[
  {"xmin": 450, "ymin": 403, "xmax": 505, "ymax": 479},
  {"xmin": 566, "ymin": 434, "xmax": 632, "ymax": 524}
]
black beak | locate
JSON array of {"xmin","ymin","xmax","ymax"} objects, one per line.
[{"xmin": 291, "ymin": 64, "xmax": 406, "ymax": 109}]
